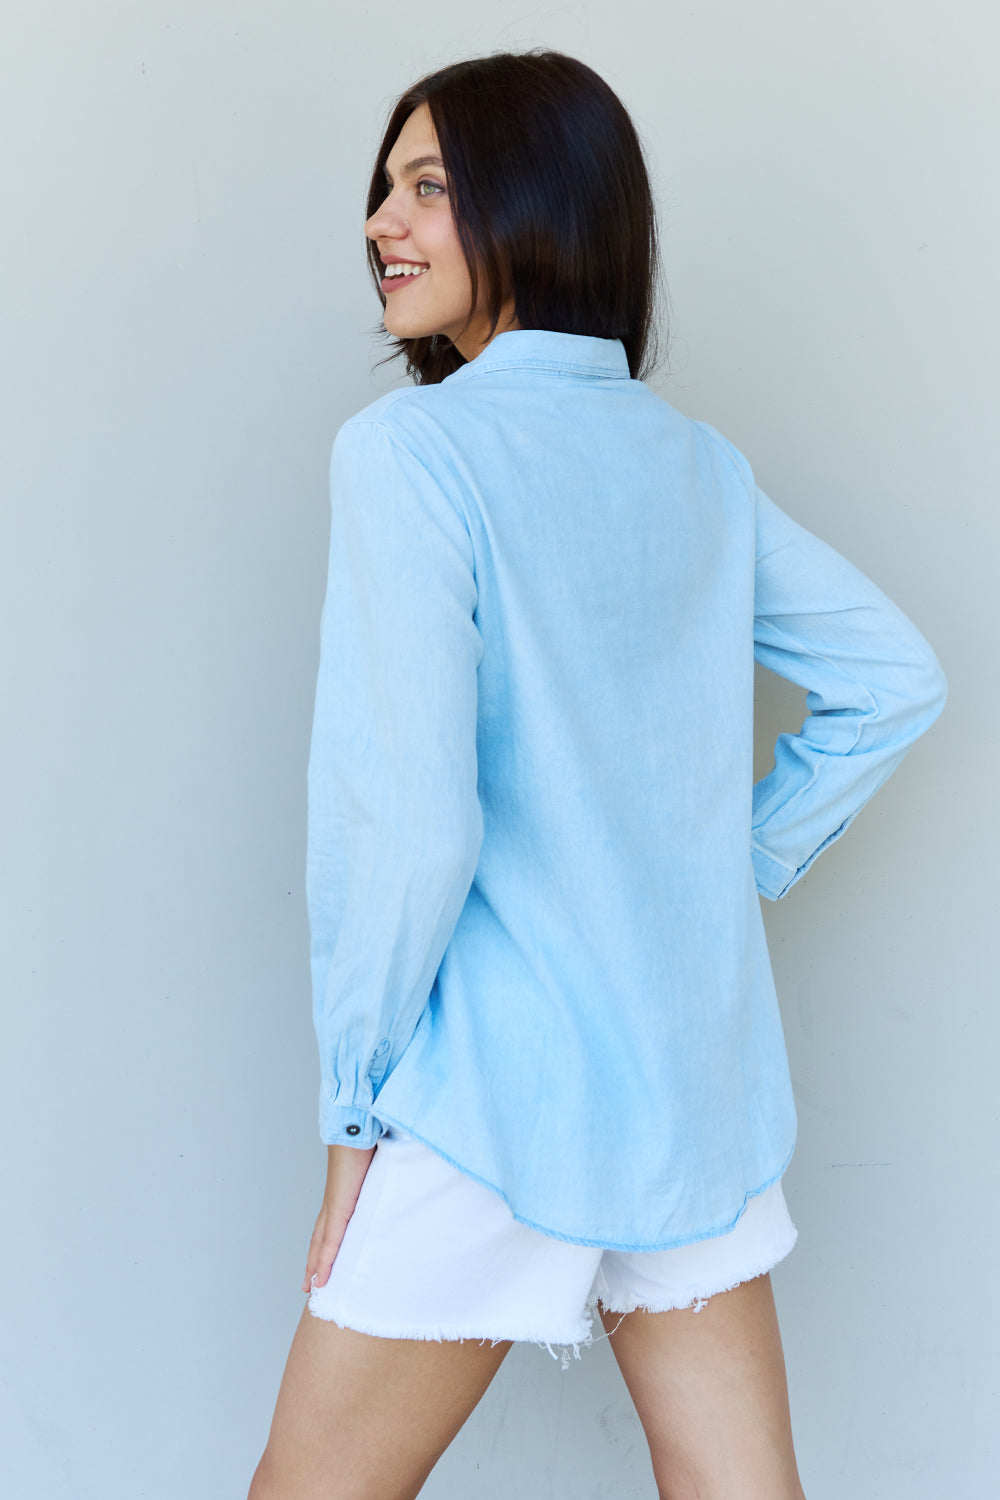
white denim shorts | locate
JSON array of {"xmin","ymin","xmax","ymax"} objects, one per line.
[{"xmin": 308, "ymin": 1125, "xmax": 798, "ymax": 1368}]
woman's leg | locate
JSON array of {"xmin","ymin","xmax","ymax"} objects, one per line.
[
  {"xmin": 248, "ymin": 1307, "xmax": 512, "ymax": 1500},
  {"xmin": 598, "ymin": 1271, "xmax": 806, "ymax": 1500}
]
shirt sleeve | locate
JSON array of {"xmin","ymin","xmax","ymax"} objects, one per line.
[
  {"xmin": 751, "ymin": 485, "xmax": 947, "ymax": 901},
  {"xmin": 306, "ymin": 417, "xmax": 484, "ymax": 1147}
]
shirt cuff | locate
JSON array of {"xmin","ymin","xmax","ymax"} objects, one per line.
[
  {"xmin": 751, "ymin": 844, "xmax": 798, "ymax": 902},
  {"xmin": 319, "ymin": 1100, "xmax": 385, "ymax": 1149}
]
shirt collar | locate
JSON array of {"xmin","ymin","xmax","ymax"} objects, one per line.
[{"xmin": 448, "ymin": 328, "xmax": 631, "ymax": 382}]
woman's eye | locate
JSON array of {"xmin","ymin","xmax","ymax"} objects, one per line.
[{"xmin": 416, "ymin": 179, "xmax": 445, "ymax": 198}]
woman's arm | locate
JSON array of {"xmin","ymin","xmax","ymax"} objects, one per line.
[
  {"xmin": 306, "ymin": 415, "xmax": 484, "ymax": 1148},
  {"xmin": 750, "ymin": 486, "xmax": 947, "ymax": 900}
]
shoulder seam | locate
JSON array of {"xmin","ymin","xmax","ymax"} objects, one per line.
[
  {"xmin": 692, "ymin": 419, "xmax": 756, "ymax": 498},
  {"xmin": 334, "ymin": 410, "xmax": 478, "ymax": 566},
  {"xmin": 336, "ymin": 383, "xmax": 431, "ymax": 434}
]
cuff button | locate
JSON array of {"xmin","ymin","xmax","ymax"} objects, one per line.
[{"xmin": 346, "ymin": 1124, "xmax": 361, "ymax": 1136}]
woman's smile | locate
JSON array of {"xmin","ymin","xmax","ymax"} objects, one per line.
[
  {"xmin": 365, "ymin": 103, "xmax": 516, "ymax": 358},
  {"xmin": 380, "ymin": 262, "xmax": 430, "ymax": 293}
]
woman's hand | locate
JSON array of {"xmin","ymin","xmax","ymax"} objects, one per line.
[{"xmin": 302, "ymin": 1141, "xmax": 378, "ymax": 1294}]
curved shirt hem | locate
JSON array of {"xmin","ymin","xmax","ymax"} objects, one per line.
[{"xmin": 371, "ymin": 1108, "xmax": 798, "ymax": 1253}]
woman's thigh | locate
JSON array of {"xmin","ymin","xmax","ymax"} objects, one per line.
[
  {"xmin": 598, "ymin": 1271, "xmax": 806, "ymax": 1500},
  {"xmin": 248, "ymin": 1306, "xmax": 512, "ymax": 1500}
]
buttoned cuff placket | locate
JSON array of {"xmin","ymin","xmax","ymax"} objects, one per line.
[{"xmin": 319, "ymin": 1038, "xmax": 392, "ymax": 1147}]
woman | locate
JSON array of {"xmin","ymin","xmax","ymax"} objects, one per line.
[{"xmin": 249, "ymin": 49, "xmax": 946, "ymax": 1500}]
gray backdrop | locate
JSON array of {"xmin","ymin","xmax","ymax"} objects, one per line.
[{"xmin": 2, "ymin": 2, "xmax": 996, "ymax": 1496}]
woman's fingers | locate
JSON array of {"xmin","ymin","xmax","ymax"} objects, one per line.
[
  {"xmin": 301, "ymin": 1144, "xmax": 378, "ymax": 1294},
  {"xmin": 302, "ymin": 1206, "xmax": 351, "ymax": 1293}
]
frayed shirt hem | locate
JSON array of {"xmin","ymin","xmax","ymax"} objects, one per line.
[{"xmin": 372, "ymin": 1109, "xmax": 797, "ymax": 1252}]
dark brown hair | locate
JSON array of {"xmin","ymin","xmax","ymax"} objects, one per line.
[{"xmin": 364, "ymin": 49, "xmax": 666, "ymax": 384}]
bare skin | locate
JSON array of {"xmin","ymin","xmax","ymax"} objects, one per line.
[
  {"xmin": 597, "ymin": 1274, "xmax": 807, "ymax": 1500},
  {"xmin": 247, "ymin": 1309, "xmax": 512, "ymax": 1500},
  {"xmin": 248, "ymin": 1269, "xmax": 805, "ymax": 1500},
  {"xmin": 302, "ymin": 1143, "xmax": 377, "ymax": 1295}
]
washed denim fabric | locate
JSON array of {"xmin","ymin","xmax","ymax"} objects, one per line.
[{"xmin": 306, "ymin": 328, "xmax": 947, "ymax": 1250}]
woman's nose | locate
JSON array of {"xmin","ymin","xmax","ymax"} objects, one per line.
[{"xmin": 365, "ymin": 197, "xmax": 405, "ymax": 241}]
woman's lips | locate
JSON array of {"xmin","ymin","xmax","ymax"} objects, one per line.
[{"xmin": 381, "ymin": 268, "xmax": 429, "ymax": 294}]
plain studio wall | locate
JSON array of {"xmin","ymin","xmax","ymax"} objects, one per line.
[{"xmin": 1, "ymin": 2, "xmax": 996, "ymax": 1496}]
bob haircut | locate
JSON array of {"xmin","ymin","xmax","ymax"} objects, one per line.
[{"xmin": 365, "ymin": 48, "xmax": 666, "ymax": 385}]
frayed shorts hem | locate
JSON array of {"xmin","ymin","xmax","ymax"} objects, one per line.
[
  {"xmin": 306, "ymin": 1124, "xmax": 799, "ymax": 1370},
  {"xmin": 306, "ymin": 1300, "xmax": 597, "ymax": 1355},
  {"xmin": 309, "ymin": 1233, "xmax": 797, "ymax": 1369}
]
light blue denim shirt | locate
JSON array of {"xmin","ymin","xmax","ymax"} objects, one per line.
[{"xmin": 306, "ymin": 328, "xmax": 946, "ymax": 1251}]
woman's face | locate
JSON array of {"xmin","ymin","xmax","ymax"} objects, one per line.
[{"xmin": 364, "ymin": 102, "xmax": 517, "ymax": 362}]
